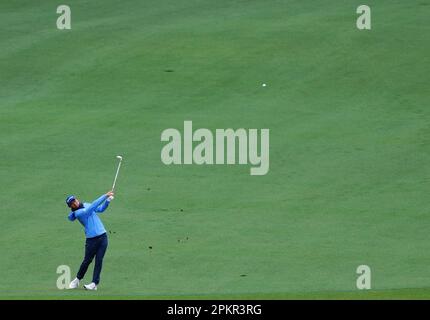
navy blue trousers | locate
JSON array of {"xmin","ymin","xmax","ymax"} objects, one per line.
[{"xmin": 77, "ymin": 233, "xmax": 108, "ymax": 285}]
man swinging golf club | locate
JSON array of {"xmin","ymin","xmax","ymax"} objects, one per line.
[{"xmin": 66, "ymin": 156, "xmax": 123, "ymax": 290}]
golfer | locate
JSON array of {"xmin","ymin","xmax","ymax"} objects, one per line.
[{"xmin": 66, "ymin": 191, "xmax": 114, "ymax": 290}]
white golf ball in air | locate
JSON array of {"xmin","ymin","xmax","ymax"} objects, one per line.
[{"xmin": 262, "ymin": 83, "xmax": 267, "ymax": 87}]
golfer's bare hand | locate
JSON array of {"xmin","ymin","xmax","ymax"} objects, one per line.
[{"xmin": 106, "ymin": 191, "xmax": 114, "ymax": 197}]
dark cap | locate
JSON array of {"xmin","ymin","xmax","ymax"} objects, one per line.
[{"xmin": 66, "ymin": 195, "xmax": 76, "ymax": 207}]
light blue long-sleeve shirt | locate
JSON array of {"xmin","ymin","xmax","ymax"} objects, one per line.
[{"xmin": 68, "ymin": 194, "xmax": 111, "ymax": 238}]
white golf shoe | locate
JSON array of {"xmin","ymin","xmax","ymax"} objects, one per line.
[
  {"xmin": 84, "ymin": 282, "xmax": 97, "ymax": 291},
  {"xmin": 68, "ymin": 278, "xmax": 80, "ymax": 289}
]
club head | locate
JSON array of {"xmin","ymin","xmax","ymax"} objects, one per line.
[{"xmin": 116, "ymin": 155, "xmax": 123, "ymax": 161}]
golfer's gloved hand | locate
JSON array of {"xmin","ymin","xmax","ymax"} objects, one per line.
[{"xmin": 107, "ymin": 196, "xmax": 114, "ymax": 202}]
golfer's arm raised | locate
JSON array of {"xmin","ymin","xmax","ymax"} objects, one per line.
[
  {"xmin": 95, "ymin": 195, "xmax": 113, "ymax": 213},
  {"xmin": 75, "ymin": 192, "xmax": 113, "ymax": 218}
]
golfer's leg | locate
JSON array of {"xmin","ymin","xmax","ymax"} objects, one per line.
[
  {"xmin": 92, "ymin": 234, "xmax": 108, "ymax": 285},
  {"xmin": 77, "ymin": 238, "xmax": 97, "ymax": 280}
]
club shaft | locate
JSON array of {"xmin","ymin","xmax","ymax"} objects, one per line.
[{"xmin": 112, "ymin": 160, "xmax": 122, "ymax": 191}]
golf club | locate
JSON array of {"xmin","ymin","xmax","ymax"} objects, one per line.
[{"xmin": 112, "ymin": 155, "xmax": 123, "ymax": 192}]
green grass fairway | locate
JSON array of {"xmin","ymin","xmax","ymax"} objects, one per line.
[{"xmin": 1, "ymin": 0, "xmax": 429, "ymax": 299}]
